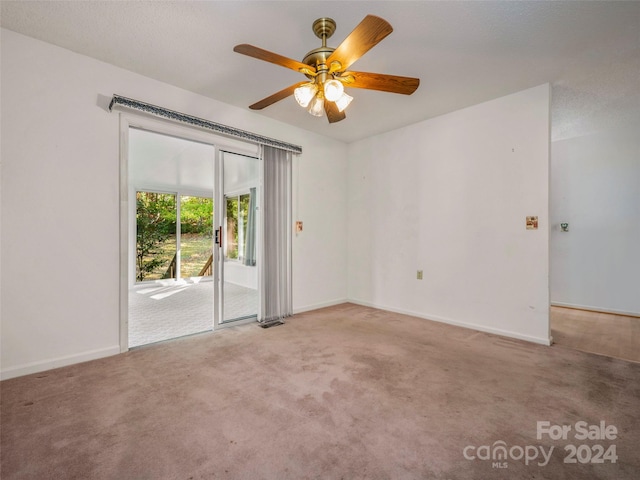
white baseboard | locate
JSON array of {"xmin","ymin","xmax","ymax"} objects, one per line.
[
  {"xmin": 348, "ymin": 299, "xmax": 552, "ymax": 346},
  {"xmin": 0, "ymin": 345, "xmax": 121, "ymax": 381},
  {"xmin": 293, "ymin": 298, "xmax": 348, "ymax": 315},
  {"xmin": 551, "ymin": 302, "xmax": 639, "ymax": 318}
]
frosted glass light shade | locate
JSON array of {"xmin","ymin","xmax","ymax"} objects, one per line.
[
  {"xmin": 323, "ymin": 79, "xmax": 344, "ymax": 102},
  {"xmin": 294, "ymin": 83, "xmax": 317, "ymax": 108},
  {"xmin": 307, "ymin": 95, "xmax": 324, "ymax": 116},
  {"xmin": 335, "ymin": 92, "xmax": 353, "ymax": 112}
]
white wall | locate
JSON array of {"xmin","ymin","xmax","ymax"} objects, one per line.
[
  {"xmin": 0, "ymin": 29, "xmax": 348, "ymax": 379},
  {"xmin": 549, "ymin": 23, "xmax": 640, "ymax": 316},
  {"xmin": 550, "ymin": 126, "xmax": 640, "ymax": 315},
  {"xmin": 347, "ymin": 84, "xmax": 551, "ymax": 345}
]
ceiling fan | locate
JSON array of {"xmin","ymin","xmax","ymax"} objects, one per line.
[{"xmin": 233, "ymin": 15, "xmax": 420, "ymax": 123}]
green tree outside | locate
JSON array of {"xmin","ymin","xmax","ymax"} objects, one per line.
[{"xmin": 136, "ymin": 192, "xmax": 176, "ymax": 282}]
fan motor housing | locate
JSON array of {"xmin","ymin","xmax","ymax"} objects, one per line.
[{"xmin": 302, "ymin": 46, "xmax": 335, "ymax": 70}]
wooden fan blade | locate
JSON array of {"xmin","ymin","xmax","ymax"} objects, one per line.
[
  {"xmin": 326, "ymin": 15, "xmax": 393, "ymax": 71},
  {"xmin": 344, "ymin": 71, "xmax": 420, "ymax": 95},
  {"xmin": 324, "ymin": 99, "xmax": 346, "ymax": 123},
  {"xmin": 249, "ymin": 82, "xmax": 308, "ymax": 110},
  {"xmin": 234, "ymin": 44, "xmax": 313, "ymax": 74}
]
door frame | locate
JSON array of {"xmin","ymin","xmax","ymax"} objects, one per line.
[{"xmin": 119, "ymin": 113, "xmax": 259, "ymax": 352}]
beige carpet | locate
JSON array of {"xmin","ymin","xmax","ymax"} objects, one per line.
[{"xmin": 2, "ymin": 303, "xmax": 639, "ymax": 479}]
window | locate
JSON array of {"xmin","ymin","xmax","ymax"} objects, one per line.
[
  {"xmin": 224, "ymin": 190, "xmax": 256, "ymax": 265},
  {"xmin": 225, "ymin": 193, "xmax": 249, "ymax": 261},
  {"xmin": 135, "ymin": 191, "xmax": 213, "ymax": 282}
]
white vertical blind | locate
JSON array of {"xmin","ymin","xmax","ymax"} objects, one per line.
[{"xmin": 260, "ymin": 146, "xmax": 293, "ymax": 323}]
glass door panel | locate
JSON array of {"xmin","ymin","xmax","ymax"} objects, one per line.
[
  {"xmin": 129, "ymin": 127, "xmax": 215, "ymax": 348},
  {"xmin": 217, "ymin": 151, "xmax": 259, "ymax": 324}
]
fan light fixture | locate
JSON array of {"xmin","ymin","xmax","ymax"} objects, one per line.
[
  {"xmin": 294, "ymin": 83, "xmax": 317, "ymax": 108},
  {"xmin": 295, "ymin": 78, "xmax": 352, "ymax": 116},
  {"xmin": 307, "ymin": 95, "xmax": 325, "ymax": 116},
  {"xmin": 335, "ymin": 92, "xmax": 353, "ymax": 112},
  {"xmin": 323, "ymin": 79, "xmax": 344, "ymax": 101}
]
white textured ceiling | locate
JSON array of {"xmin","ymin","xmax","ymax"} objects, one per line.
[{"xmin": 1, "ymin": 1, "xmax": 639, "ymax": 143}]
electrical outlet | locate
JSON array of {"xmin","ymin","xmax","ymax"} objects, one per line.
[
  {"xmin": 417, "ymin": 270, "xmax": 423, "ymax": 280},
  {"xmin": 296, "ymin": 221, "xmax": 303, "ymax": 233}
]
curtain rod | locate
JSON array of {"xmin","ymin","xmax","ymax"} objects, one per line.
[{"xmin": 108, "ymin": 95, "xmax": 302, "ymax": 154}]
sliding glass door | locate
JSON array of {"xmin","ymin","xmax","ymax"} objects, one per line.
[
  {"xmin": 215, "ymin": 151, "xmax": 259, "ymax": 324},
  {"xmin": 127, "ymin": 126, "xmax": 260, "ymax": 348}
]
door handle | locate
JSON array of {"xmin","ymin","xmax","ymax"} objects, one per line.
[{"xmin": 215, "ymin": 226, "xmax": 222, "ymax": 248}]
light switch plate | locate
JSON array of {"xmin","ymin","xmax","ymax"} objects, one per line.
[{"xmin": 296, "ymin": 221, "xmax": 303, "ymax": 233}]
